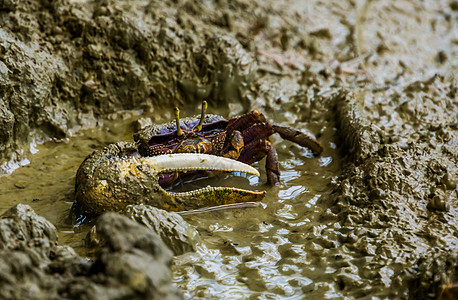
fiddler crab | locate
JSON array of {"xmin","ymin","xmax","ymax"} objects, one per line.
[{"xmin": 74, "ymin": 101, "xmax": 323, "ymax": 215}]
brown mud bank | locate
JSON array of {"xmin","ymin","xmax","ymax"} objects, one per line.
[
  {"xmin": 0, "ymin": 0, "xmax": 457, "ymax": 299},
  {"xmin": 0, "ymin": 204, "xmax": 183, "ymax": 299},
  {"xmin": 0, "ymin": 0, "xmax": 256, "ymax": 173}
]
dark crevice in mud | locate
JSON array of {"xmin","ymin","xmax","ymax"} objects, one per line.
[{"xmin": 335, "ymin": 91, "xmax": 382, "ymax": 164}]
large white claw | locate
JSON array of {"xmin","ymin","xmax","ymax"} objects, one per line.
[{"xmin": 140, "ymin": 153, "xmax": 260, "ymax": 176}]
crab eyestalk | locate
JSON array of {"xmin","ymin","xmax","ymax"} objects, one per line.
[
  {"xmin": 193, "ymin": 100, "xmax": 208, "ymax": 132},
  {"xmin": 174, "ymin": 107, "xmax": 183, "ymax": 137}
]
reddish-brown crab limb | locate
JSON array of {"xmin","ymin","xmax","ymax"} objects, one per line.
[
  {"xmin": 272, "ymin": 124, "xmax": 323, "ymax": 155},
  {"xmin": 238, "ymin": 139, "xmax": 281, "ymax": 186},
  {"xmin": 265, "ymin": 140, "xmax": 280, "ymax": 186},
  {"xmin": 239, "ymin": 123, "xmax": 274, "ymax": 145},
  {"xmin": 224, "ymin": 110, "xmax": 267, "ymax": 148},
  {"xmin": 225, "ymin": 111, "xmax": 322, "ymax": 156}
]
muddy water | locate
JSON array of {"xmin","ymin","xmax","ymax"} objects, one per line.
[
  {"xmin": 0, "ymin": 121, "xmax": 117, "ymax": 252},
  {"xmin": 0, "ymin": 105, "xmax": 341, "ymax": 298},
  {"xmin": 173, "ymin": 122, "xmax": 342, "ymax": 299},
  {"xmin": 0, "ymin": 109, "xmax": 158, "ymax": 252}
]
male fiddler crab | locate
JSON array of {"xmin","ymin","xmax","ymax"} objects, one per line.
[{"xmin": 74, "ymin": 101, "xmax": 322, "ymax": 215}]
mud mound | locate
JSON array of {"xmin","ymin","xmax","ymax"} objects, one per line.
[{"xmin": 0, "ymin": 204, "xmax": 182, "ymax": 300}]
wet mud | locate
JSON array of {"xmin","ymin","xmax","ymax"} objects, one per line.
[
  {"xmin": 0, "ymin": 0, "xmax": 457, "ymax": 299},
  {"xmin": 0, "ymin": 204, "xmax": 182, "ymax": 299}
]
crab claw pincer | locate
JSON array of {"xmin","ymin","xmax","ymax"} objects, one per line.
[{"xmin": 74, "ymin": 142, "xmax": 265, "ymax": 215}]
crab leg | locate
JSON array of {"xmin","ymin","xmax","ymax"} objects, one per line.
[
  {"xmin": 224, "ymin": 110, "xmax": 267, "ymax": 148},
  {"xmin": 238, "ymin": 139, "xmax": 280, "ymax": 186},
  {"xmin": 265, "ymin": 141, "xmax": 280, "ymax": 186},
  {"xmin": 272, "ymin": 124, "xmax": 323, "ymax": 155}
]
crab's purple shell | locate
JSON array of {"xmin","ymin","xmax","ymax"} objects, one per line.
[{"xmin": 134, "ymin": 114, "xmax": 227, "ymax": 148}]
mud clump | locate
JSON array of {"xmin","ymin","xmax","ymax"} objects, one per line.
[
  {"xmin": 87, "ymin": 204, "xmax": 200, "ymax": 256},
  {"xmin": 408, "ymin": 249, "xmax": 458, "ymax": 299},
  {"xmin": 0, "ymin": 204, "xmax": 183, "ymax": 300},
  {"xmin": 335, "ymin": 91, "xmax": 382, "ymax": 163},
  {"xmin": 125, "ymin": 205, "xmax": 200, "ymax": 256},
  {"xmin": 316, "ymin": 79, "xmax": 458, "ymax": 298}
]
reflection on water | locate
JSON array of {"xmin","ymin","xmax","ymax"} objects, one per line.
[
  {"xmin": 278, "ymin": 186, "xmax": 307, "ymax": 200},
  {"xmin": 319, "ymin": 156, "xmax": 333, "ymax": 167}
]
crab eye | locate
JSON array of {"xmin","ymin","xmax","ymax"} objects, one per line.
[
  {"xmin": 174, "ymin": 107, "xmax": 183, "ymax": 137},
  {"xmin": 193, "ymin": 100, "xmax": 207, "ymax": 132}
]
